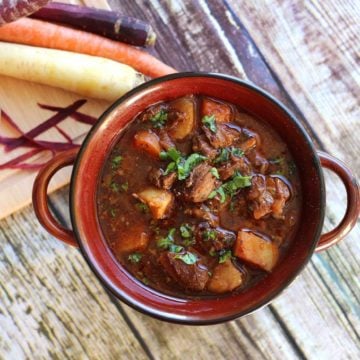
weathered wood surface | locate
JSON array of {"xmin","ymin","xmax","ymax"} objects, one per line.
[{"xmin": 1, "ymin": 0, "xmax": 359, "ymax": 359}]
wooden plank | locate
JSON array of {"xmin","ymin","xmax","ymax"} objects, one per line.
[{"xmin": 0, "ymin": 206, "xmax": 148, "ymax": 360}]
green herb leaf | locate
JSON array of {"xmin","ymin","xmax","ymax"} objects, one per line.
[
  {"xmin": 182, "ymin": 238, "xmax": 196, "ymax": 246},
  {"xmin": 157, "ymin": 228, "xmax": 176, "ymax": 249},
  {"xmin": 160, "ymin": 148, "xmax": 206, "ymax": 180},
  {"xmin": 136, "ymin": 202, "xmax": 149, "ymax": 213},
  {"xmin": 210, "ymin": 167, "xmax": 220, "ymax": 179},
  {"xmin": 209, "ymin": 248, "xmax": 217, "ymax": 257},
  {"xmin": 202, "ymin": 115, "xmax": 217, "ymax": 133},
  {"xmin": 214, "ymin": 148, "xmax": 230, "ymax": 164},
  {"xmin": 111, "ymin": 155, "xmax": 123, "ymax": 169},
  {"xmin": 231, "ymin": 148, "xmax": 244, "ymax": 158},
  {"xmin": 110, "ymin": 208, "xmax": 116, "ymax": 218},
  {"xmin": 121, "ymin": 182, "xmax": 129, "ymax": 192},
  {"xmin": 177, "ymin": 153, "xmax": 206, "ymax": 180},
  {"xmin": 169, "ymin": 244, "xmax": 184, "ymax": 253},
  {"xmin": 174, "ymin": 252, "xmax": 198, "ymax": 265},
  {"xmin": 160, "ymin": 147, "xmax": 182, "ymax": 161},
  {"xmin": 210, "ymin": 172, "xmax": 252, "ymax": 203},
  {"xmin": 128, "ymin": 253, "xmax": 142, "ymax": 263},
  {"xmin": 214, "ymin": 147, "xmax": 244, "ymax": 164},
  {"xmin": 163, "ymin": 161, "xmax": 176, "ymax": 175},
  {"xmin": 203, "ymin": 229, "xmax": 217, "ymax": 241},
  {"xmin": 219, "ymin": 250, "xmax": 232, "ymax": 263},
  {"xmin": 110, "ymin": 182, "xmax": 120, "ymax": 192},
  {"xmin": 150, "ymin": 109, "xmax": 168, "ymax": 128},
  {"xmin": 180, "ymin": 223, "xmax": 193, "ymax": 238}
]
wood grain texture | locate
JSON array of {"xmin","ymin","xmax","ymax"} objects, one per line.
[{"xmin": 0, "ymin": 0, "xmax": 359, "ymax": 359}]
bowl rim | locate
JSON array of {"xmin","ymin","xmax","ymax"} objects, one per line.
[{"xmin": 69, "ymin": 72, "xmax": 325, "ymax": 324}]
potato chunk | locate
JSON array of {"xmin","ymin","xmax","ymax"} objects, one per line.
[
  {"xmin": 134, "ymin": 187, "xmax": 174, "ymax": 219},
  {"xmin": 114, "ymin": 224, "xmax": 149, "ymax": 254},
  {"xmin": 133, "ymin": 130, "xmax": 161, "ymax": 157},
  {"xmin": 234, "ymin": 231, "xmax": 279, "ymax": 272},
  {"xmin": 207, "ymin": 260, "xmax": 243, "ymax": 293},
  {"xmin": 202, "ymin": 98, "xmax": 232, "ymax": 123},
  {"xmin": 168, "ymin": 97, "xmax": 195, "ymax": 140}
]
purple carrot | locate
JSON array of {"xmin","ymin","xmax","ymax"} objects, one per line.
[{"xmin": 5, "ymin": 99, "xmax": 86, "ymax": 152}]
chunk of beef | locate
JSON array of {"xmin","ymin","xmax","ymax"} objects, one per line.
[
  {"xmin": 247, "ymin": 150, "xmax": 269, "ymax": 174},
  {"xmin": 247, "ymin": 175, "xmax": 274, "ymax": 219},
  {"xmin": 234, "ymin": 230, "xmax": 279, "ymax": 272},
  {"xmin": 266, "ymin": 177, "xmax": 291, "ymax": 218},
  {"xmin": 247, "ymin": 175, "xmax": 290, "ymax": 219},
  {"xmin": 218, "ymin": 155, "xmax": 251, "ymax": 180},
  {"xmin": 196, "ymin": 223, "xmax": 236, "ymax": 253},
  {"xmin": 159, "ymin": 251, "xmax": 209, "ymax": 291},
  {"xmin": 148, "ymin": 168, "xmax": 177, "ymax": 190},
  {"xmin": 184, "ymin": 163, "xmax": 218, "ymax": 203},
  {"xmin": 239, "ymin": 137, "xmax": 257, "ymax": 152},
  {"xmin": 203, "ymin": 123, "xmax": 241, "ymax": 149},
  {"xmin": 207, "ymin": 260, "xmax": 243, "ymax": 293},
  {"xmin": 192, "ymin": 135, "xmax": 218, "ymax": 159},
  {"xmin": 158, "ymin": 129, "xmax": 175, "ymax": 151},
  {"xmin": 184, "ymin": 205, "xmax": 219, "ymax": 227}
]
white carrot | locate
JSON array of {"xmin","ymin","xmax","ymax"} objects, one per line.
[{"xmin": 0, "ymin": 42, "xmax": 143, "ymax": 101}]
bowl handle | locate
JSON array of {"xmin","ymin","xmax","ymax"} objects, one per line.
[
  {"xmin": 32, "ymin": 148, "xmax": 79, "ymax": 247},
  {"xmin": 315, "ymin": 151, "xmax": 360, "ymax": 252}
]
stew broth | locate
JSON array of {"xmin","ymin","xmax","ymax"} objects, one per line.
[{"xmin": 97, "ymin": 95, "xmax": 301, "ymax": 297}]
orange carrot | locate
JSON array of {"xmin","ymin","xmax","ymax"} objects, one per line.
[{"xmin": 0, "ymin": 18, "xmax": 177, "ymax": 78}]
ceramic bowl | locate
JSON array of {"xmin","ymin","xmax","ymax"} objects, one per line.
[{"xmin": 33, "ymin": 73, "xmax": 359, "ymax": 324}]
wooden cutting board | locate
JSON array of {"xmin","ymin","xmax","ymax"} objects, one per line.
[{"xmin": 0, "ymin": 0, "xmax": 113, "ymax": 219}]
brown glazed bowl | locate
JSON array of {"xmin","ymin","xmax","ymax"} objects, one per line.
[{"xmin": 32, "ymin": 73, "xmax": 360, "ymax": 325}]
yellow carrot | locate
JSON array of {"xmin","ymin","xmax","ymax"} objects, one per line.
[{"xmin": 0, "ymin": 42, "xmax": 143, "ymax": 101}]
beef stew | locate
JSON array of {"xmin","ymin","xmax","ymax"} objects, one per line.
[{"xmin": 97, "ymin": 95, "xmax": 301, "ymax": 297}]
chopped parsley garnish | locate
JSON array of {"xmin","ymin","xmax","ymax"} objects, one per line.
[
  {"xmin": 160, "ymin": 147, "xmax": 182, "ymax": 162},
  {"xmin": 209, "ymin": 171, "xmax": 252, "ymax": 203},
  {"xmin": 219, "ymin": 250, "xmax": 232, "ymax": 263},
  {"xmin": 180, "ymin": 223, "xmax": 193, "ymax": 238},
  {"xmin": 111, "ymin": 181, "xmax": 128, "ymax": 192},
  {"xmin": 128, "ymin": 253, "xmax": 142, "ymax": 263},
  {"xmin": 202, "ymin": 115, "xmax": 217, "ymax": 133},
  {"xmin": 214, "ymin": 147, "xmax": 244, "ymax": 164},
  {"xmin": 203, "ymin": 229, "xmax": 217, "ymax": 241},
  {"xmin": 231, "ymin": 147, "xmax": 244, "ymax": 158},
  {"xmin": 180, "ymin": 224, "xmax": 195, "ymax": 246},
  {"xmin": 160, "ymin": 147, "xmax": 206, "ymax": 180},
  {"xmin": 210, "ymin": 167, "xmax": 220, "ymax": 179},
  {"xmin": 157, "ymin": 228, "xmax": 176, "ymax": 249},
  {"xmin": 209, "ymin": 248, "xmax": 217, "ymax": 257},
  {"xmin": 136, "ymin": 202, "xmax": 149, "ymax": 213},
  {"xmin": 110, "ymin": 181, "xmax": 120, "ymax": 192},
  {"xmin": 142, "ymin": 277, "xmax": 149, "ymax": 285},
  {"xmin": 110, "ymin": 208, "xmax": 116, "ymax": 218},
  {"xmin": 174, "ymin": 252, "xmax": 198, "ymax": 265},
  {"xmin": 169, "ymin": 244, "xmax": 184, "ymax": 253},
  {"xmin": 150, "ymin": 109, "xmax": 168, "ymax": 128},
  {"xmin": 121, "ymin": 182, "xmax": 129, "ymax": 192},
  {"xmin": 111, "ymin": 155, "xmax": 123, "ymax": 169}
]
